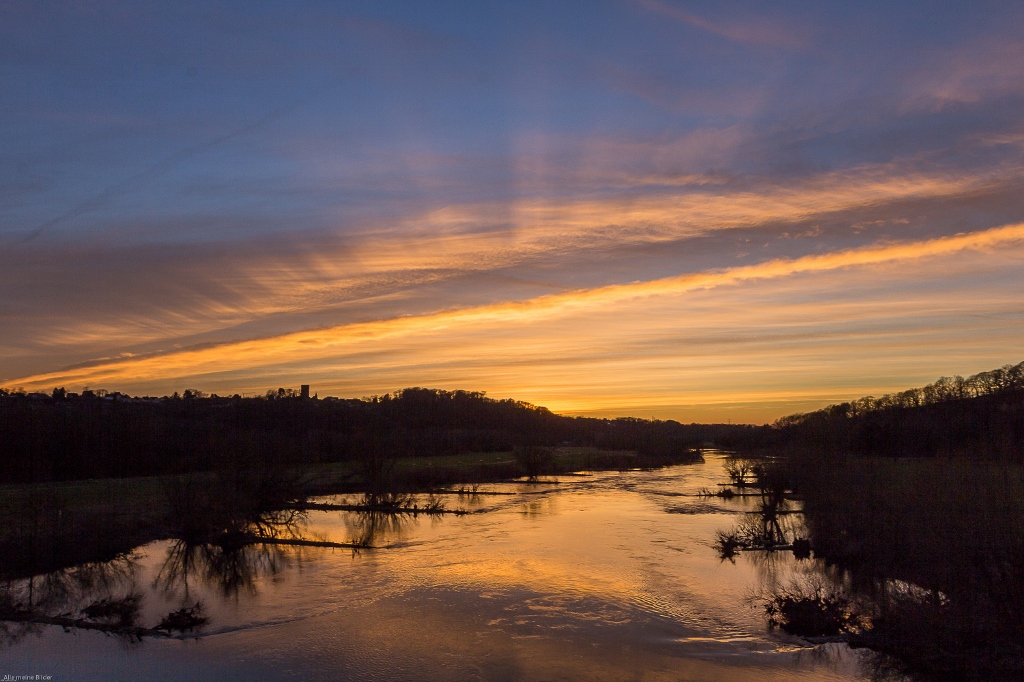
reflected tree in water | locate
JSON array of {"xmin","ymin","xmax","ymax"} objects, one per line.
[
  {"xmin": 0, "ymin": 553, "xmax": 206, "ymax": 644},
  {"xmin": 344, "ymin": 510, "xmax": 414, "ymax": 548},
  {"xmin": 714, "ymin": 456, "xmax": 803, "ymax": 560},
  {"xmin": 155, "ymin": 540, "xmax": 290, "ymax": 601}
]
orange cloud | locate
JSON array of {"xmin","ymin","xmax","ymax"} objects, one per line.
[
  {"xmin": 9, "ymin": 222, "xmax": 1024, "ymax": 422},
  {"xmin": 33, "ymin": 162, "xmax": 1009, "ymax": 356}
]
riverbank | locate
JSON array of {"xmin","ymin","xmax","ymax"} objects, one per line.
[
  {"xmin": 783, "ymin": 453, "xmax": 1024, "ymax": 679},
  {"xmin": 0, "ymin": 446, "xmax": 701, "ymax": 581},
  {"xmin": 1, "ymin": 457, "xmax": 866, "ymax": 681}
]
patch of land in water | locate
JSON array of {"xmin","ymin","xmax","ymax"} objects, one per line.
[{"xmin": 0, "ymin": 446, "xmax": 699, "ymax": 581}]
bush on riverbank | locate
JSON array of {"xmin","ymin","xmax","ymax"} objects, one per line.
[{"xmin": 789, "ymin": 455, "xmax": 1024, "ymax": 679}]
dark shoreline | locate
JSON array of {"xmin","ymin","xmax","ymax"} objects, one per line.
[{"xmin": 0, "ymin": 447, "xmax": 703, "ymax": 583}]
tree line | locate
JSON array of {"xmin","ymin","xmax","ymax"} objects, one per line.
[
  {"xmin": 0, "ymin": 386, "xmax": 741, "ymax": 483},
  {"xmin": 764, "ymin": 360, "xmax": 1024, "ymax": 459}
]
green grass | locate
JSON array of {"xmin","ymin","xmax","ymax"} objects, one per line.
[
  {"xmin": 0, "ymin": 445, "xmax": 692, "ymax": 580},
  {"xmin": 400, "ymin": 451, "xmax": 517, "ymax": 469},
  {"xmin": 0, "ymin": 445, "xmax": 668, "ymax": 503},
  {"xmin": 306, "ymin": 447, "xmax": 644, "ymax": 490},
  {"xmin": 0, "ymin": 474, "xmax": 188, "ymax": 530},
  {"xmin": 0, "ymin": 447, "xmax": 642, "ymax": 517}
]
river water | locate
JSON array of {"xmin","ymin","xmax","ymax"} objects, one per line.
[{"xmin": 4, "ymin": 453, "xmax": 868, "ymax": 680}]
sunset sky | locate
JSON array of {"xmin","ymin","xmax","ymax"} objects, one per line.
[{"xmin": 3, "ymin": 1, "xmax": 1024, "ymax": 422}]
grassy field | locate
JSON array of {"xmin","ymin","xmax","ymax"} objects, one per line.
[
  {"xmin": 0, "ymin": 445, "xmax": 686, "ymax": 581},
  {"xmin": 303, "ymin": 446, "xmax": 646, "ymax": 492},
  {"xmin": 0, "ymin": 446, "xmax": 667, "ymax": 511}
]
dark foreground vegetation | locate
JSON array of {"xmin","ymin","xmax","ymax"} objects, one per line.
[
  {"xmin": 763, "ymin": 360, "xmax": 1024, "ymax": 459},
  {"xmin": 714, "ymin": 453, "xmax": 1024, "ymax": 678},
  {"xmin": 0, "ymin": 386, "xmax": 729, "ymax": 484},
  {"xmin": 715, "ymin": 360, "xmax": 1024, "ymax": 680},
  {"xmin": 5, "ymin": 361, "xmax": 1023, "ymax": 673},
  {"xmin": 795, "ymin": 457, "xmax": 1024, "ymax": 680},
  {"xmin": 0, "ymin": 387, "xmax": 721, "ymax": 606}
]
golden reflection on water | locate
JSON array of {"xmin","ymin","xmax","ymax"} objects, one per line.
[{"xmin": 7, "ymin": 455, "xmax": 866, "ymax": 681}]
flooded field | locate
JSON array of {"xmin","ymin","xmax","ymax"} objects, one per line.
[{"xmin": 3, "ymin": 454, "xmax": 867, "ymax": 680}]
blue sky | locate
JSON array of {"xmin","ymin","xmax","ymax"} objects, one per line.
[{"xmin": 3, "ymin": 1, "xmax": 1024, "ymax": 421}]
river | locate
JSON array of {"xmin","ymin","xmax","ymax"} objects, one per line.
[{"xmin": 3, "ymin": 453, "xmax": 868, "ymax": 681}]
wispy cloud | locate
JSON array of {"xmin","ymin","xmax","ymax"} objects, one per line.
[
  {"xmin": 633, "ymin": 0, "xmax": 809, "ymax": 49},
  {"xmin": 5, "ymin": 1, "xmax": 1024, "ymax": 420},
  {"xmin": 4, "ymin": 162, "xmax": 1007, "ymax": 353},
  {"xmin": 9, "ymin": 222, "xmax": 1024, "ymax": 420},
  {"xmin": 907, "ymin": 38, "xmax": 1024, "ymax": 110},
  {"xmin": 2, "ymin": 158, "xmax": 1018, "ymax": 391}
]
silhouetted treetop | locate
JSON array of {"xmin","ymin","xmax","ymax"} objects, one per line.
[
  {"xmin": 766, "ymin": 361, "xmax": 1024, "ymax": 459},
  {"xmin": 0, "ymin": 385, "xmax": 738, "ymax": 483}
]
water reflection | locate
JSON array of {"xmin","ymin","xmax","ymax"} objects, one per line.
[
  {"xmin": 743, "ymin": 455, "xmax": 1024, "ymax": 681},
  {"xmin": 0, "ymin": 555, "xmax": 140, "ymax": 645},
  {"xmin": 25, "ymin": 553, "xmax": 140, "ymax": 612},
  {"xmin": 155, "ymin": 541, "xmax": 290, "ymax": 601},
  {"xmin": 2, "ymin": 531, "xmax": 309, "ymax": 643},
  {"xmin": 343, "ymin": 510, "xmax": 414, "ymax": 547},
  {"xmin": 4, "ymin": 457, "xmax": 869, "ymax": 681}
]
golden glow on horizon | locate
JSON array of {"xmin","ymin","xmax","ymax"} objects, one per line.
[
  {"xmin": 8, "ymin": 4, "xmax": 1024, "ymax": 431},
  {"xmin": 9, "ymin": 223, "xmax": 1024, "ymax": 421}
]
